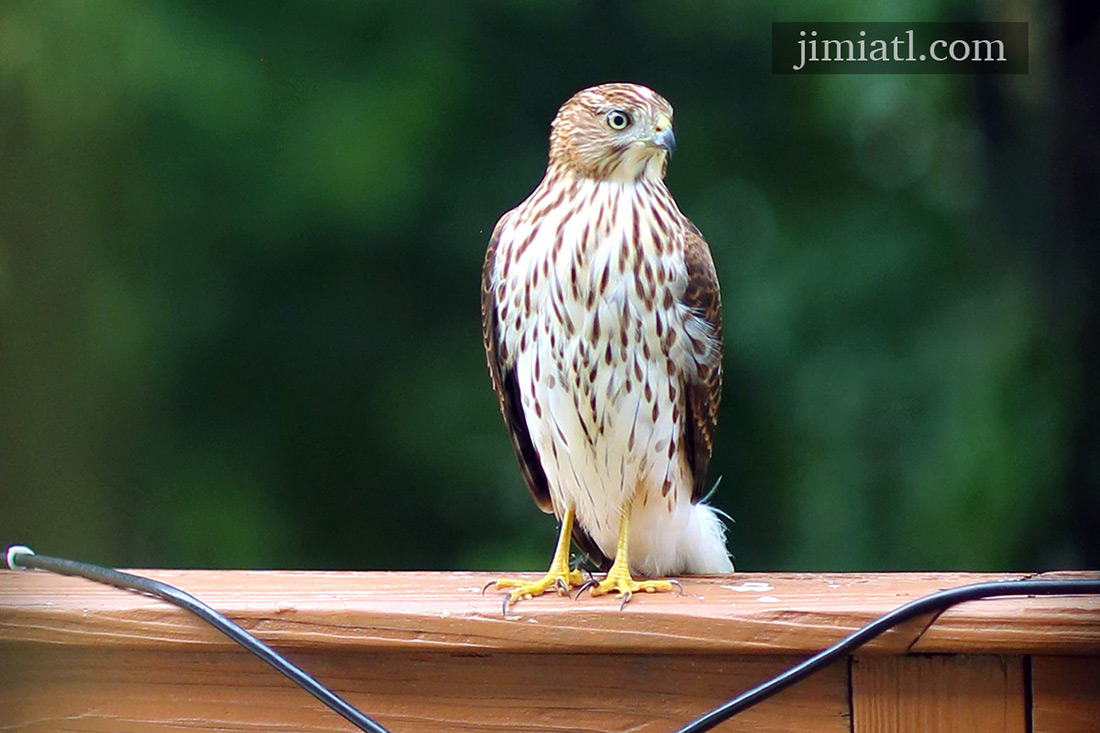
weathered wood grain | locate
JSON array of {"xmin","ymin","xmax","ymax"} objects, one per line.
[
  {"xmin": 1, "ymin": 571, "xmax": 1097, "ymax": 656},
  {"xmin": 0, "ymin": 647, "xmax": 849, "ymax": 732},
  {"xmin": 1, "ymin": 571, "xmax": 1097, "ymax": 732},
  {"xmin": 1032, "ymin": 656, "xmax": 1100, "ymax": 733},
  {"xmin": 851, "ymin": 654, "xmax": 1026, "ymax": 732}
]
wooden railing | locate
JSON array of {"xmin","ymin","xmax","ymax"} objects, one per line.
[{"xmin": 1, "ymin": 570, "xmax": 1097, "ymax": 731}]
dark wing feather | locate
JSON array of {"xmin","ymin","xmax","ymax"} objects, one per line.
[
  {"xmin": 569, "ymin": 523, "xmax": 612, "ymax": 572},
  {"xmin": 680, "ymin": 222, "xmax": 723, "ymax": 503},
  {"xmin": 481, "ymin": 217, "xmax": 554, "ymax": 513}
]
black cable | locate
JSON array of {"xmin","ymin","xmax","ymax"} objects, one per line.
[
  {"xmin": 5, "ymin": 546, "xmax": 391, "ymax": 733},
  {"xmin": 675, "ymin": 577, "xmax": 1100, "ymax": 733}
]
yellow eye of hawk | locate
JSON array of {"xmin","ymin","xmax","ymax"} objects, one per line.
[{"xmin": 606, "ymin": 110, "xmax": 631, "ymax": 130}]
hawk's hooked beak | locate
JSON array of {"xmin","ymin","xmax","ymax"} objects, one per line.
[{"xmin": 651, "ymin": 113, "xmax": 676, "ymax": 157}]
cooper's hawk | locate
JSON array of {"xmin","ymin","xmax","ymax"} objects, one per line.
[{"xmin": 482, "ymin": 83, "xmax": 731, "ymax": 610}]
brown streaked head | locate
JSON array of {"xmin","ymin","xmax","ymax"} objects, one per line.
[{"xmin": 548, "ymin": 82, "xmax": 675, "ymax": 182}]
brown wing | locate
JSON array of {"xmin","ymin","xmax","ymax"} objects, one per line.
[
  {"xmin": 481, "ymin": 215, "xmax": 554, "ymax": 513},
  {"xmin": 569, "ymin": 523, "xmax": 612, "ymax": 571},
  {"xmin": 680, "ymin": 222, "xmax": 723, "ymax": 503}
]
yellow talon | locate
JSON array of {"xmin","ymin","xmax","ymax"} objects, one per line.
[
  {"xmin": 583, "ymin": 506, "xmax": 681, "ymax": 608},
  {"xmin": 490, "ymin": 506, "xmax": 585, "ymax": 613},
  {"xmin": 586, "ymin": 562, "xmax": 676, "ymax": 602}
]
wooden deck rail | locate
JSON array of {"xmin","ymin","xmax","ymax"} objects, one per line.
[{"xmin": 1, "ymin": 570, "xmax": 1098, "ymax": 731}]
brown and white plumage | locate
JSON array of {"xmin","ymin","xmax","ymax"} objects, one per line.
[{"xmin": 482, "ymin": 83, "xmax": 731, "ymax": 606}]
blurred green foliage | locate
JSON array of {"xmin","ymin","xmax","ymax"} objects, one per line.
[{"xmin": 1, "ymin": 1, "xmax": 1096, "ymax": 572}]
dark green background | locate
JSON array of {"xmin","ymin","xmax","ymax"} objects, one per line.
[{"xmin": 2, "ymin": 2, "xmax": 1096, "ymax": 572}]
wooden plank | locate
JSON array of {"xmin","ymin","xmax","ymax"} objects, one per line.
[
  {"xmin": 1032, "ymin": 656, "xmax": 1100, "ymax": 732},
  {"xmin": 909, "ymin": 571, "xmax": 1100, "ymax": 656},
  {"xmin": 851, "ymin": 654, "xmax": 1026, "ymax": 732},
  {"xmin": 0, "ymin": 646, "xmax": 850, "ymax": 732},
  {"xmin": 1, "ymin": 570, "xmax": 1097, "ymax": 656}
]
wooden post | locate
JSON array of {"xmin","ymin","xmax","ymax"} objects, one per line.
[{"xmin": 1, "ymin": 570, "xmax": 1097, "ymax": 731}]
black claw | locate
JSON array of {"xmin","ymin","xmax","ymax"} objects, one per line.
[
  {"xmin": 501, "ymin": 593, "xmax": 513, "ymax": 618},
  {"xmin": 669, "ymin": 578, "xmax": 684, "ymax": 596},
  {"xmin": 574, "ymin": 578, "xmax": 598, "ymax": 600},
  {"xmin": 555, "ymin": 577, "xmax": 572, "ymax": 598},
  {"xmin": 481, "ymin": 580, "xmax": 498, "ymax": 596},
  {"xmin": 619, "ymin": 590, "xmax": 633, "ymax": 611}
]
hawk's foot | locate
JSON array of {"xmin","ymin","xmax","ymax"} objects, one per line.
[
  {"xmin": 581, "ymin": 564, "xmax": 683, "ymax": 609},
  {"xmin": 488, "ymin": 566, "xmax": 585, "ymax": 614},
  {"xmin": 577, "ymin": 506, "xmax": 683, "ymax": 608},
  {"xmin": 486, "ymin": 506, "xmax": 586, "ymax": 616}
]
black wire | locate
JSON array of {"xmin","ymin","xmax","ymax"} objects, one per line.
[
  {"xmin": 6, "ymin": 548, "xmax": 391, "ymax": 733},
  {"xmin": 675, "ymin": 577, "xmax": 1100, "ymax": 733}
]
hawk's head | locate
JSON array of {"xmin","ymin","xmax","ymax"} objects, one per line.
[{"xmin": 548, "ymin": 82, "xmax": 675, "ymax": 183}]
